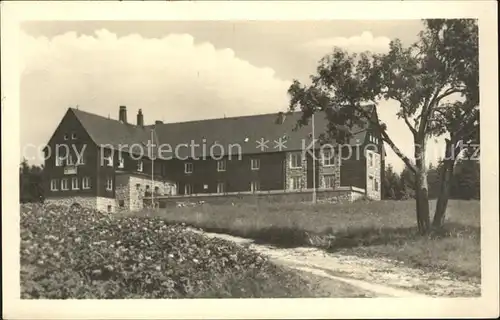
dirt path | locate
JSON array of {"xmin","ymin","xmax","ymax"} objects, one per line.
[{"xmin": 188, "ymin": 228, "xmax": 480, "ymax": 298}]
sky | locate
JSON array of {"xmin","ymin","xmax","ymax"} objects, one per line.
[{"xmin": 20, "ymin": 20, "xmax": 447, "ymax": 172}]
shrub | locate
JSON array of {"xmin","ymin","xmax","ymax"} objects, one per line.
[{"xmin": 20, "ymin": 204, "xmax": 320, "ymax": 298}]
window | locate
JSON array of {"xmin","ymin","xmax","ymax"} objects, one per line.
[
  {"xmin": 118, "ymin": 156, "xmax": 124, "ymax": 168},
  {"xmin": 375, "ymin": 179, "xmax": 379, "ymax": 192},
  {"xmin": 71, "ymin": 177, "xmax": 79, "ymax": 190},
  {"xmin": 55, "ymin": 156, "xmax": 64, "ymax": 167},
  {"xmin": 63, "ymin": 134, "xmax": 69, "ymax": 140},
  {"xmin": 137, "ymin": 160, "xmax": 143, "ymax": 172},
  {"xmin": 50, "ymin": 179, "xmax": 58, "ymax": 191},
  {"xmin": 290, "ymin": 152, "xmax": 302, "ymax": 168},
  {"xmin": 217, "ymin": 182, "xmax": 225, "ymax": 193},
  {"xmin": 322, "ymin": 149, "xmax": 334, "ymax": 166},
  {"xmin": 71, "ymin": 132, "xmax": 77, "ymax": 139},
  {"xmin": 368, "ymin": 152, "xmax": 373, "ymax": 167},
  {"xmin": 82, "ymin": 177, "xmax": 91, "ymax": 189},
  {"xmin": 217, "ymin": 160, "xmax": 226, "ymax": 172},
  {"xmin": 250, "ymin": 180, "xmax": 260, "ymax": 192},
  {"xmin": 290, "ymin": 177, "xmax": 302, "ymax": 190},
  {"xmin": 184, "ymin": 184, "xmax": 192, "ymax": 195},
  {"xmin": 106, "ymin": 177, "xmax": 113, "ymax": 191},
  {"xmin": 136, "ymin": 183, "xmax": 141, "ymax": 190},
  {"xmin": 76, "ymin": 153, "xmax": 85, "ymax": 165},
  {"xmin": 107, "ymin": 205, "xmax": 112, "ymax": 213},
  {"xmin": 323, "ymin": 175, "xmax": 336, "ymax": 189},
  {"xmin": 119, "ymin": 200, "xmax": 125, "ymax": 208},
  {"xmin": 185, "ymin": 162, "xmax": 193, "ymax": 174},
  {"xmin": 155, "ymin": 186, "xmax": 160, "ymax": 194},
  {"xmin": 251, "ymin": 158, "xmax": 260, "ymax": 170},
  {"xmin": 61, "ymin": 178, "xmax": 69, "ymax": 191},
  {"xmin": 369, "ymin": 176, "xmax": 374, "ymax": 189}
]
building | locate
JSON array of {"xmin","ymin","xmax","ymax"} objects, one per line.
[{"xmin": 43, "ymin": 106, "xmax": 384, "ymax": 212}]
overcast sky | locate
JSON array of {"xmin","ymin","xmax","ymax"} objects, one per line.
[{"xmin": 20, "ymin": 20, "xmax": 447, "ymax": 172}]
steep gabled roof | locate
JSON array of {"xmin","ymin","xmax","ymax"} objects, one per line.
[
  {"xmin": 69, "ymin": 106, "xmax": 374, "ymax": 159},
  {"xmin": 71, "ymin": 108, "xmax": 151, "ymax": 153}
]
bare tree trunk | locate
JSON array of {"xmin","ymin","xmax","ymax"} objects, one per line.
[
  {"xmin": 432, "ymin": 138, "xmax": 456, "ymax": 229},
  {"xmin": 414, "ymin": 140, "xmax": 431, "ymax": 235}
]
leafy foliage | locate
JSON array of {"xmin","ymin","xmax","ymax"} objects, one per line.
[
  {"xmin": 382, "ymin": 160, "xmax": 480, "ymax": 200},
  {"xmin": 288, "ymin": 19, "xmax": 479, "ymax": 233},
  {"xmin": 20, "ymin": 204, "xmax": 320, "ymax": 299},
  {"xmin": 20, "ymin": 159, "xmax": 44, "ymax": 203}
]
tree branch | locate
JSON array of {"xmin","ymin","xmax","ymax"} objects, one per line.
[
  {"xmin": 351, "ymin": 104, "xmax": 417, "ymax": 174},
  {"xmin": 435, "ymin": 87, "xmax": 465, "ymax": 104},
  {"xmin": 380, "ymin": 129, "xmax": 417, "ymax": 174},
  {"xmin": 455, "ymin": 110, "xmax": 478, "ymax": 139},
  {"xmin": 401, "ymin": 105, "xmax": 418, "ymax": 136}
]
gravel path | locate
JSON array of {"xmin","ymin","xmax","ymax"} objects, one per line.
[{"xmin": 188, "ymin": 228, "xmax": 481, "ymax": 298}]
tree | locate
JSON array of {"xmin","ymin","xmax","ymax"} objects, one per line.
[
  {"xmin": 427, "ymin": 162, "xmax": 442, "ymax": 199},
  {"xmin": 287, "ymin": 19, "xmax": 478, "ymax": 234},
  {"xmin": 19, "ymin": 159, "xmax": 44, "ymax": 203},
  {"xmin": 382, "ymin": 164, "xmax": 399, "ymax": 200},
  {"xmin": 452, "ymin": 157, "xmax": 480, "ymax": 200},
  {"xmin": 399, "ymin": 166, "xmax": 416, "ymax": 200}
]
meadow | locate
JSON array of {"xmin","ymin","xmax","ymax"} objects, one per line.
[
  {"xmin": 129, "ymin": 199, "xmax": 481, "ymax": 282},
  {"xmin": 20, "ymin": 199, "xmax": 480, "ymax": 299}
]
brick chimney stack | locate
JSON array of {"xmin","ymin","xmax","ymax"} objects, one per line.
[
  {"xmin": 137, "ymin": 109, "xmax": 144, "ymax": 126},
  {"xmin": 119, "ymin": 106, "xmax": 127, "ymax": 123}
]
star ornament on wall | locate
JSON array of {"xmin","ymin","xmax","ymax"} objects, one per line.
[
  {"xmin": 274, "ymin": 137, "xmax": 288, "ymax": 151},
  {"xmin": 255, "ymin": 138, "xmax": 269, "ymax": 151}
]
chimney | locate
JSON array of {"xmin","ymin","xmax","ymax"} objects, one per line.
[
  {"xmin": 119, "ymin": 106, "xmax": 127, "ymax": 123},
  {"xmin": 137, "ymin": 109, "xmax": 144, "ymax": 126},
  {"xmin": 155, "ymin": 120, "xmax": 163, "ymax": 125}
]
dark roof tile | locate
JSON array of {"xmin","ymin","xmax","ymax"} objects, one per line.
[{"xmin": 71, "ymin": 107, "xmax": 372, "ymax": 159}]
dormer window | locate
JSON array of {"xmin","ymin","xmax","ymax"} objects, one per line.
[
  {"xmin": 71, "ymin": 132, "xmax": 77, "ymax": 139},
  {"xmin": 63, "ymin": 134, "xmax": 69, "ymax": 140},
  {"xmin": 137, "ymin": 160, "xmax": 143, "ymax": 172}
]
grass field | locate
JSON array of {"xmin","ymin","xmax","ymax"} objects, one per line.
[
  {"xmin": 22, "ymin": 204, "xmax": 372, "ymax": 298},
  {"xmin": 128, "ymin": 200, "xmax": 481, "ymax": 281}
]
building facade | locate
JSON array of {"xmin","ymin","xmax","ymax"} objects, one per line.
[{"xmin": 43, "ymin": 106, "xmax": 384, "ymax": 212}]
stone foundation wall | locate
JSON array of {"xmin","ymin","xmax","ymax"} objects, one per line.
[
  {"xmin": 350, "ymin": 190, "xmax": 366, "ymax": 202},
  {"xmin": 96, "ymin": 197, "xmax": 116, "ymax": 213},
  {"xmin": 45, "ymin": 196, "xmax": 118, "ymax": 213},
  {"xmin": 115, "ymin": 173, "xmax": 175, "ymax": 212},
  {"xmin": 44, "ymin": 196, "xmax": 98, "ymax": 210},
  {"xmin": 318, "ymin": 151, "xmax": 341, "ymax": 189},
  {"xmin": 151, "ymin": 187, "xmax": 365, "ymax": 209}
]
